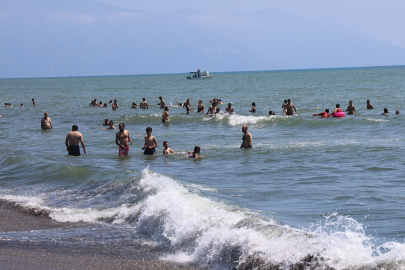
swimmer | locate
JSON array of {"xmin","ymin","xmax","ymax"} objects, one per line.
[
  {"xmin": 281, "ymin": 100, "xmax": 287, "ymax": 115},
  {"xmin": 197, "ymin": 100, "xmax": 205, "ymax": 113},
  {"xmin": 269, "ymin": 110, "xmax": 275, "ymax": 116},
  {"xmin": 93, "ymin": 99, "xmax": 98, "ymax": 106},
  {"xmin": 367, "ymin": 100, "xmax": 374, "ymax": 109},
  {"xmin": 345, "ymin": 100, "xmax": 356, "ymax": 115},
  {"xmin": 109, "ymin": 100, "xmax": 113, "ymax": 104},
  {"xmin": 20, "ymin": 103, "xmax": 24, "ymax": 107},
  {"xmin": 285, "ymin": 99, "xmax": 297, "ymax": 116},
  {"xmin": 99, "ymin": 101, "xmax": 103, "ymax": 107},
  {"xmin": 140, "ymin": 98, "xmax": 148, "ymax": 109},
  {"xmin": 249, "ymin": 102, "xmax": 256, "ymax": 113},
  {"xmin": 116, "ymin": 123, "xmax": 132, "ymax": 157},
  {"xmin": 381, "ymin": 108, "xmax": 389, "ymax": 115},
  {"xmin": 41, "ymin": 112, "xmax": 53, "ymax": 129},
  {"xmin": 142, "ymin": 127, "xmax": 158, "ymax": 155},
  {"xmin": 240, "ymin": 125, "xmax": 252, "ymax": 149},
  {"xmin": 215, "ymin": 107, "xmax": 223, "ymax": 114},
  {"xmin": 101, "ymin": 120, "xmax": 116, "ymax": 130},
  {"xmin": 396, "ymin": 110, "xmax": 400, "ymax": 115},
  {"xmin": 162, "ymin": 106, "xmax": 169, "ymax": 122},
  {"xmin": 131, "ymin": 102, "xmax": 138, "ymax": 109},
  {"xmin": 32, "ymin": 98, "xmax": 36, "ymax": 106},
  {"xmin": 184, "ymin": 99, "xmax": 193, "ymax": 114},
  {"xmin": 65, "ymin": 125, "xmax": 86, "ymax": 156},
  {"xmin": 163, "ymin": 141, "xmax": 175, "ymax": 155},
  {"xmin": 332, "ymin": 104, "xmax": 342, "ymax": 114},
  {"xmin": 103, "ymin": 119, "xmax": 109, "ymax": 126},
  {"xmin": 187, "ymin": 146, "xmax": 203, "ymax": 159},
  {"xmin": 313, "ymin": 109, "xmax": 331, "ymax": 118},
  {"xmin": 206, "ymin": 103, "xmax": 217, "ymax": 116},
  {"xmin": 225, "ymin": 103, "xmax": 235, "ymax": 114},
  {"xmin": 112, "ymin": 100, "xmax": 119, "ymax": 110},
  {"xmin": 218, "ymin": 99, "xmax": 224, "ymax": 105},
  {"xmin": 159, "ymin": 96, "xmax": 166, "ymax": 109},
  {"xmin": 103, "ymin": 103, "xmax": 108, "ymax": 107}
]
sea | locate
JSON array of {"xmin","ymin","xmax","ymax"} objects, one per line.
[{"xmin": 1, "ymin": 66, "xmax": 405, "ymax": 269}]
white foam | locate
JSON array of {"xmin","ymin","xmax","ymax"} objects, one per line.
[
  {"xmin": 366, "ymin": 118, "xmax": 389, "ymax": 122},
  {"xmin": 2, "ymin": 170, "xmax": 405, "ymax": 269},
  {"xmin": 227, "ymin": 114, "xmax": 276, "ymax": 126}
]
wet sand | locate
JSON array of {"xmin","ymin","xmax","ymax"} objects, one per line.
[{"xmin": 0, "ymin": 200, "xmax": 204, "ymax": 270}]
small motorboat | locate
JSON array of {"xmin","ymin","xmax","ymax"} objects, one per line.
[{"xmin": 186, "ymin": 69, "xmax": 213, "ymax": 80}]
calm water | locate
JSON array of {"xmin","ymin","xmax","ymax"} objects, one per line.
[{"xmin": 1, "ymin": 66, "xmax": 405, "ymax": 269}]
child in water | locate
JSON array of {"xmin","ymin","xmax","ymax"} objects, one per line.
[
  {"xmin": 187, "ymin": 146, "xmax": 203, "ymax": 159},
  {"xmin": 163, "ymin": 141, "xmax": 175, "ymax": 155}
]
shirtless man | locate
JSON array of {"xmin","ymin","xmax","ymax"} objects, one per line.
[
  {"xmin": 32, "ymin": 98, "xmax": 36, "ymax": 106},
  {"xmin": 345, "ymin": 100, "xmax": 356, "ymax": 115},
  {"xmin": 240, "ymin": 125, "xmax": 252, "ymax": 149},
  {"xmin": 159, "ymin": 96, "xmax": 166, "ymax": 109},
  {"xmin": 142, "ymin": 127, "xmax": 158, "ymax": 155},
  {"xmin": 131, "ymin": 102, "xmax": 138, "ymax": 109},
  {"xmin": 367, "ymin": 100, "xmax": 374, "ymax": 109},
  {"xmin": 162, "ymin": 107, "xmax": 169, "ymax": 123},
  {"xmin": 206, "ymin": 103, "xmax": 217, "ymax": 116},
  {"xmin": 65, "ymin": 125, "xmax": 86, "ymax": 156},
  {"xmin": 140, "ymin": 98, "xmax": 148, "ymax": 109},
  {"xmin": 184, "ymin": 99, "xmax": 193, "ymax": 114},
  {"xmin": 112, "ymin": 100, "xmax": 119, "ymax": 110},
  {"xmin": 116, "ymin": 123, "xmax": 132, "ymax": 157},
  {"xmin": 225, "ymin": 103, "xmax": 235, "ymax": 114},
  {"xmin": 285, "ymin": 99, "xmax": 297, "ymax": 116},
  {"xmin": 41, "ymin": 112, "xmax": 53, "ymax": 129}
]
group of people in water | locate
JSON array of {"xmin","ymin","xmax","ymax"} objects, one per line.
[{"xmin": 5, "ymin": 95, "xmax": 396, "ymax": 158}]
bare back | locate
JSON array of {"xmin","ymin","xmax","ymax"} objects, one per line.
[{"xmin": 66, "ymin": 131, "xmax": 83, "ymax": 146}]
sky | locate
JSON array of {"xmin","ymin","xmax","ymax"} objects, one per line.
[{"xmin": 98, "ymin": 0, "xmax": 405, "ymax": 49}]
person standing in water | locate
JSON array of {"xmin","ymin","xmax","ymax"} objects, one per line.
[
  {"xmin": 225, "ymin": 103, "xmax": 235, "ymax": 114},
  {"xmin": 142, "ymin": 127, "xmax": 158, "ymax": 155},
  {"xmin": 249, "ymin": 102, "xmax": 256, "ymax": 113},
  {"xmin": 285, "ymin": 99, "xmax": 297, "ymax": 116},
  {"xmin": 367, "ymin": 100, "xmax": 374, "ymax": 109},
  {"xmin": 163, "ymin": 141, "xmax": 175, "ymax": 155},
  {"xmin": 140, "ymin": 98, "xmax": 148, "ymax": 109},
  {"xmin": 65, "ymin": 125, "xmax": 86, "ymax": 156},
  {"xmin": 206, "ymin": 102, "xmax": 217, "ymax": 116},
  {"xmin": 32, "ymin": 98, "xmax": 36, "ymax": 106},
  {"xmin": 116, "ymin": 123, "xmax": 132, "ymax": 157},
  {"xmin": 41, "ymin": 112, "xmax": 53, "ymax": 129},
  {"xmin": 159, "ymin": 96, "xmax": 166, "ymax": 109},
  {"xmin": 345, "ymin": 100, "xmax": 356, "ymax": 115},
  {"xmin": 281, "ymin": 100, "xmax": 287, "ymax": 115},
  {"xmin": 197, "ymin": 100, "xmax": 205, "ymax": 113},
  {"xmin": 162, "ymin": 106, "xmax": 169, "ymax": 123},
  {"xmin": 240, "ymin": 125, "xmax": 252, "ymax": 149}
]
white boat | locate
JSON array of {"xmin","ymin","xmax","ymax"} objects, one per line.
[{"xmin": 186, "ymin": 70, "xmax": 213, "ymax": 80}]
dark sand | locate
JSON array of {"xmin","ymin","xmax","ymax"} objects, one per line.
[{"xmin": 0, "ymin": 200, "xmax": 204, "ymax": 270}]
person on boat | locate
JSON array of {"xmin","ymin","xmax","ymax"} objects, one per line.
[
  {"xmin": 285, "ymin": 99, "xmax": 297, "ymax": 116},
  {"xmin": 140, "ymin": 98, "xmax": 148, "ymax": 109},
  {"xmin": 249, "ymin": 103, "xmax": 256, "ymax": 113},
  {"xmin": 225, "ymin": 103, "xmax": 235, "ymax": 114},
  {"xmin": 269, "ymin": 111, "xmax": 275, "ymax": 116},
  {"xmin": 197, "ymin": 69, "xmax": 200, "ymax": 77},
  {"xmin": 313, "ymin": 109, "xmax": 330, "ymax": 118},
  {"xmin": 197, "ymin": 100, "xmax": 205, "ymax": 113},
  {"xmin": 345, "ymin": 100, "xmax": 356, "ymax": 115},
  {"xmin": 367, "ymin": 100, "xmax": 374, "ymax": 109},
  {"xmin": 332, "ymin": 104, "xmax": 342, "ymax": 114},
  {"xmin": 187, "ymin": 146, "xmax": 203, "ymax": 159},
  {"xmin": 381, "ymin": 108, "xmax": 389, "ymax": 115}
]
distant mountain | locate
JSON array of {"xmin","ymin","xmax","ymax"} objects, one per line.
[{"xmin": 1, "ymin": 0, "xmax": 405, "ymax": 78}]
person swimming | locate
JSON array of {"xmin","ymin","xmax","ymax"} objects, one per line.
[
  {"xmin": 332, "ymin": 104, "xmax": 342, "ymax": 114},
  {"xmin": 187, "ymin": 146, "xmax": 203, "ymax": 158},
  {"xmin": 381, "ymin": 108, "xmax": 389, "ymax": 115},
  {"xmin": 249, "ymin": 102, "xmax": 256, "ymax": 113},
  {"xmin": 269, "ymin": 110, "xmax": 275, "ymax": 116},
  {"xmin": 197, "ymin": 100, "xmax": 205, "ymax": 113},
  {"xmin": 313, "ymin": 109, "xmax": 330, "ymax": 118}
]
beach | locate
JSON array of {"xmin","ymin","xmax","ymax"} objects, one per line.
[{"xmin": 1, "ymin": 66, "xmax": 405, "ymax": 269}]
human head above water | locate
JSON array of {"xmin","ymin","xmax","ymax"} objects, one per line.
[
  {"xmin": 119, "ymin": 123, "xmax": 125, "ymax": 131},
  {"xmin": 336, "ymin": 104, "xmax": 340, "ymax": 108},
  {"xmin": 146, "ymin": 127, "xmax": 152, "ymax": 134},
  {"xmin": 252, "ymin": 102, "xmax": 256, "ymax": 106},
  {"xmin": 325, "ymin": 109, "xmax": 330, "ymax": 113},
  {"xmin": 193, "ymin": 146, "xmax": 200, "ymax": 153},
  {"xmin": 384, "ymin": 108, "xmax": 388, "ymax": 113},
  {"xmin": 72, "ymin": 125, "xmax": 78, "ymax": 131},
  {"xmin": 165, "ymin": 106, "xmax": 169, "ymax": 111},
  {"xmin": 163, "ymin": 141, "xmax": 168, "ymax": 147},
  {"xmin": 396, "ymin": 110, "xmax": 399, "ymax": 115}
]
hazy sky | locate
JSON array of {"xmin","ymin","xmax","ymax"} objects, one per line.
[{"xmin": 98, "ymin": 0, "xmax": 405, "ymax": 49}]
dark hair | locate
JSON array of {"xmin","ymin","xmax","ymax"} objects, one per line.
[
  {"xmin": 384, "ymin": 108, "xmax": 388, "ymax": 113},
  {"xmin": 325, "ymin": 109, "xmax": 329, "ymax": 113},
  {"xmin": 72, "ymin": 125, "xmax": 78, "ymax": 131},
  {"xmin": 269, "ymin": 110, "xmax": 273, "ymax": 115},
  {"xmin": 159, "ymin": 96, "xmax": 162, "ymax": 99},
  {"xmin": 228, "ymin": 103, "xmax": 232, "ymax": 107},
  {"xmin": 146, "ymin": 127, "xmax": 152, "ymax": 132},
  {"xmin": 143, "ymin": 98, "xmax": 145, "ymax": 101},
  {"xmin": 367, "ymin": 100, "xmax": 370, "ymax": 103},
  {"xmin": 284, "ymin": 100, "xmax": 287, "ymax": 103},
  {"xmin": 109, "ymin": 120, "xmax": 113, "ymax": 125},
  {"xmin": 252, "ymin": 102, "xmax": 256, "ymax": 106},
  {"xmin": 396, "ymin": 110, "xmax": 399, "ymax": 115},
  {"xmin": 165, "ymin": 106, "xmax": 169, "ymax": 111},
  {"xmin": 287, "ymin": 99, "xmax": 291, "ymax": 102},
  {"xmin": 193, "ymin": 146, "xmax": 200, "ymax": 153},
  {"xmin": 119, "ymin": 123, "xmax": 125, "ymax": 128},
  {"xmin": 32, "ymin": 98, "xmax": 34, "ymax": 100},
  {"xmin": 163, "ymin": 141, "xmax": 168, "ymax": 145},
  {"xmin": 216, "ymin": 107, "xmax": 220, "ymax": 111},
  {"xmin": 336, "ymin": 104, "xmax": 340, "ymax": 108}
]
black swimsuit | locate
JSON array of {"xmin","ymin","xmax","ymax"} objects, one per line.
[{"xmin": 68, "ymin": 145, "xmax": 80, "ymax": 156}]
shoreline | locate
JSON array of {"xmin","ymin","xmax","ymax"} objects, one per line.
[{"xmin": 0, "ymin": 200, "xmax": 204, "ymax": 270}]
